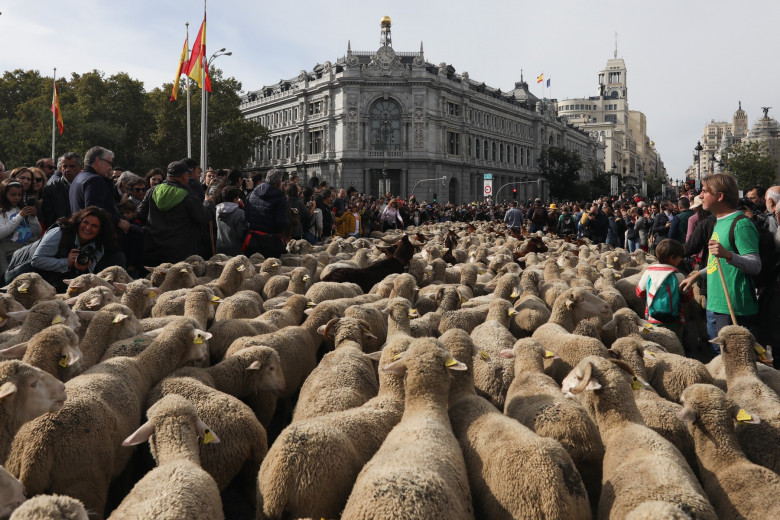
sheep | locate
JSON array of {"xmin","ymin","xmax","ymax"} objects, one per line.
[
  {"xmin": 501, "ymin": 338, "xmax": 603, "ymax": 510},
  {"xmin": 184, "ymin": 254, "xmax": 206, "ymax": 277},
  {"xmin": 157, "ymin": 262, "xmax": 197, "ymax": 293},
  {"xmin": 509, "ymin": 270, "xmax": 551, "ymax": 338},
  {"xmin": 388, "ymin": 273, "xmax": 418, "ymax": 302},
  {"xmin": 75, "ymin": 303, "xmax": 144, "ymax": 372},
  {"xmin": 436, "ymin": 305, "xmax": 490, "ymax": 336},
  {"xmin": 145, "ymin": 263, "xmax": 172, "ymax": 287},
  {"xmin": 461, "ymin": 272, "xmax": 520, "ymax": 309},
  {"xmin": 214, "ymin": 290, "xmax": 264, "ymax": 321},
  {"xmin": 677, "ymin": 383, "xmax": 780, "ymax": 519},
  {"xmin": 256, "ymin": 335, "xmax": 411, "ymax": 520},
  {"xmin": 2, "ymin": 273, "xmax": 56, "ymax": 309},
  {"xmin": 304, "ymin": 281, "xmax": 363, "ymax": 304},
  {"xmin": 64, "ymin": 273, "xmax": 115, "ymax": 297},
  {"xmin": 562, "ymin": 356, "xmax": 717, "ymax": 520},
  {"xmin": 469, "ymin": 299, "xmax": 517, "ymax": 409},
  {"xmin": 96, "ymin": 266, "xmax": 132, "ymax": 295},
  {"xmin": 341, "ymin": 337, "xmax": 474, "ymax": 520},
  {"xmin": 261, "ymin": 267, "xmax": 310, "ymax": 310},
  {"xmin": 8, "ymin": 494, "xmax": 88, "ymax": 520},
  {"xmin": 292, "ymin": 317, "xmax": 379, "ymax": 423},
  {"xmin": 206, "ymin": 255, "xmax": 255, "ymax": 298},
  {"xmin": 6, "ymin": 319, "xmax": 211, "ymax": 519},
  {"xmin": 625, "ymin": 501, "xmax": 693, "ymax": 520},
  {"xmin": 0, "ymin": 360, "xmax": 66, "ymax": 464},
  {"xmin": 65, "ymin": 286, "xmax": 118, "ymax": 312},
  {"xmin": 601, "ymin": 307, "xmax": 685, "ymax": 355},
  {"xmin": 0, "ymin": 300, "xmax": 80, "ymax": 349},
  {"xmin": 0, "ymin": 325, "xmax": 82, "ymax": 382},
  {"xmin": 114, "ymin": 278, "xmax": 160, "ymax": 319},
  {"xmin": 384, "ymin": 297, "xmax": 417, "ymax": 339},
  {"xmin": 0, "ymin": 295, "xmax": 25, "ymax": 333},
  {"xmin": 0, "ymin": 465, "xmax": 26, "ymax": 519},
  {"xmin": 706, "ymin": 350, "xmax": 780, "ymax": 394},
  {"xmin": 343, "ymin": 304, "xmax": 387, "ymax": 353},
  {"xmin": 140, "ymin": 285, "xmax": 218, "ymax": 332},
  {"xmin": 146, "ymin": 346, "xmax": 283, "ymax": 497},
  {"xmin": 109, "ymin": 394, "xmax": 224, "ymax": 520},
  {"xmin": 444, "ymin": 330, "xmax": 591, "ymax": 520},
  {"xmin": 544, "ymin": 287, "xmax": 612, "ymax": 333},
  {"xmin": 99, "ymin": 316, "xmax": 203, "ymax": 362},
  {"xmin": 638, "ymin": 344, "xmax": 714, "ymax": 402},
  {"xmin": 711, "ymin": 325, "xmax": 780, "ymax": 475}
]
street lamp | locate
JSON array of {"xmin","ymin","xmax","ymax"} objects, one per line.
[
  {"xmin": 694, "ymin": 141, "xmax": 703, "ymax": 189},
  {"xmin": 201, "ymin": 48, "xmax": 232, "ymax": 174}
]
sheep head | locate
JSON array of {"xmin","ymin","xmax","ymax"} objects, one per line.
[{"xmin": 677, "ymin": 383, "xmax": 761, "ymax": 427}]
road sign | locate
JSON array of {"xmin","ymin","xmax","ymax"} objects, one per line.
[
  {"xmin": 483, "ymin": 173, "xmax": 493, "ymax": 180},
  {"xmin": 484, "ymin": 181, "xmax": 493, "ymax": 196}
]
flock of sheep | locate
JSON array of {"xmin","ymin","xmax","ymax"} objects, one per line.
[{"xmin": 0, "ymin": 220, "xmax": 778, "ymax": 520}]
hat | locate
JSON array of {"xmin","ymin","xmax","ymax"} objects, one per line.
[
  {"xmin": 690, "ymin": 195, "xmax": 704, "ymax": 210},
  {"xmin": 166, "ymin": 160, "xmax": 190, "ymax": 177},
  {"xmin": 549, "ymin": 203, "xmax": 557, "ymax": 210},
  {"xmin": 534, "ymin": 198, "xmax": 542, "ymax": 203}
]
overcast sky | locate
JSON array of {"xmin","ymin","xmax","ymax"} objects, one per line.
[{"xmin": 3, "ymin": 0, "xmax": 778, "ymax": 181}]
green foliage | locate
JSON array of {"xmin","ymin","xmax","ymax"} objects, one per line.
[
  {"xmin": 0, "ymin": 68, "xmax": 267, "ymax": 173},
  {"xmin": 537, "ymin": 146, "xmax": 583, "ymax": 200},
  {"xmin": 720, "ymin": 141, "xmax": 778, "ymax": 189}
]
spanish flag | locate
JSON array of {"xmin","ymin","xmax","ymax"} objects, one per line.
[
  {"xmin": 185, "ymin": 15, "xmax": 211, "ymax": 93},
  {"xmin": 51, "ymin": 80, "xmax": 63, "ymax": 134},
  {"xmin": 170, "ymin": 37, "xmax": 189, "ymax": 101},
  {"xmin": 537, "ymin": 73, "xmax": 544, "ymax": 84}
]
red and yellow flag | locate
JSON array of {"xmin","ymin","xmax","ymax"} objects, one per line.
[
  {"xmin": 170, "ymin": 37, "xmax": 189, "ymax": 101},
  {"xmin": 185, "ymin": 15, "xmax": 211, "ymax": 92},
  {"xmin": 536, "ymin": 73, "xmax": 544, "ymax": 84},
  {"xmin": 51, "ymin": 81, "xmax": 63, "ymax": 134}
]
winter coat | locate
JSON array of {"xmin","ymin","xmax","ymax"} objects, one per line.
[
  {"xmin": 245, "ymin": 183, "xmax": 289, "ymax": 234},
  {"xmin": 215, "ymin": 202, "xmax": 246, "ymax": 256}
]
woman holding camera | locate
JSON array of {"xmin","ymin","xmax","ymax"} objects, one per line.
[
  {"xmin": 28, "ymin": 206, "xmax": 115, "ymax": 292},
  {"xmin": 0, "ymin": 179, "xmax": 42, "ymax": 277}
]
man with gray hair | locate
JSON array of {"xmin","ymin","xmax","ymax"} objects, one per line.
[
  {"xmin": 70, "ymin": 146, "xmax": 130, "ymax": 233},
  {"xmin": 0, "ymin": 160, "xmax": 6, "ymax": 181},
  {"xmin": 244, "ymin": 168, "xmax": 289, "ymax": 258},
  {"xmin": 765, "ymin": 185, "xmax": 780, "ymax": 251},
  {"xmin": 42, "ymin": 152, "xmax": 82, "ymax": 226}
]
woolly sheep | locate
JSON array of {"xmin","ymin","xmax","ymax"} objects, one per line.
[
  {"xmin": 705, "ymin": 350, "xmax": 780, "ymax": 394},
  {"xmin": 114, "ymin": 279, "xmax": 160, "ymax": 319},
  {"xmin": 2, "ymin": 273, "xmax": 56, "ymax": 310},
  {"xmin": 446, "ymin": 330, "xmax": 591, "ymax": 520},
  {"xmin": 292, "ymin": 317, "xmax": 379, "ymax": 423},
  {"xmin": 65, "ymin": 286, "xmax": 118, "ymax": 312},
  {"xmin": 711, "ymin": 325, "xmax": 780, "ymax": 475},
  {"xmin": 0, "ymin": 300, "xmax": 80, "ymax": 350},
  {"xmin": 214, "ymin": 290, "xmax": 264, "ymax": 321},
  {"xmin": 343, "ymin": 304, "xmax": 387, "ymax": 353},
  {"xmin": 469, "ymin": 299, "xmax": 517, "ymax": 409},
  {"xmin": 146, "ymin": 346, "xmax": 283, "ymax": 496},
  {"xmin": 6, "ymin": 319, "xmax": 211, "ymax": 518},
  {"xmin": 0, "ymin": 325, "xmax": 82, "ymax": 382},
  {"xmin": 0, "ymin": 465, "xmax": 26, "ymax": 519},
  {"xmin": 501, "ymin": 338, "xmax": 603, "ymax": 509},
  {"xmin": 110, "ymin": 394, "xmax": 224, "ymax": 520},
  {"xmin": 206, "ymin": 255, "xmax": 255, "ymax": 298},
  {"xmin": 677, "ymin": 383, "xmax": 780, "ymax": 519},
  {"xmin": 75, "ymin": 303, "xmax": 144, "ymax": 371},
  {"xmin": 509, "ymin": 270, "xmax": 551, "ymax": 338},
  {"xmin": 0, "ymin": 361, "xmax": 66, "ymax": 464},
  {"xmin": 145, "ymin": 263, "xmax": 172, "ymax": 288},
  {"xmin": 601, "ymin": 308, "xmax": 685, "ymax": 355},
  {"xmin": 305, "ymin": 281, "xmax": 363, "ymax": 304},
  {"xmin": 96, "ymin": 266, "xmax": 132, "ymax": 295},
  {"xmin": 562, "ymin": 356, "xmax": 716, "ymax": 519},
  {"xmin": 638, "ymin": 344, "xmax": 714, "ymax": 402},
  {"xmin": 8, "ymin": 494, "xmax": 88, "ymax": 520},
  {"xmin": 0, "ymin": 295, "xmax": 25, "ymax": 333},
  {"xmin": 99, "ymin": 316, "xmax": 203, "ymax": 362},
  {"xmin": 341, "ymin": 337, "xmax": 475, "ymax": 520},
  {"xmin": 140, "ymin": 285, "xmax": 218, "ymax": 332},
  {"xmin": 157, "ymin": 262, "xmax": 197, "ymax": 293},
  {"xmin": 64, "ymin": 273, "xmax": 115, "ymax": 297},
  {"xmin": 625, "ymin": 501, "xmax": 693, "ymax": 520},
  {"xmin": 436, "ymin": 305, "xmax": 490, "ymax": 336},
  {"xmin": 256, "ymin": 335, "xmax": 411, "ymax": 520}
]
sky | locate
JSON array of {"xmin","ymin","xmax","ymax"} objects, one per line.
[{"xmin": 2, "ymin": 0, "xmax": 779, "ymax": 181}]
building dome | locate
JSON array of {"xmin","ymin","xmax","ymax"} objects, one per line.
[{"xmin": 381, "ymin": 16, "xmax": 391, "ymax": 27}]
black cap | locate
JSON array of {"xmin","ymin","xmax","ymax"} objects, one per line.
[{"xmin": 167, "ymin": 161, "xmax": 190, "ymax": 177}]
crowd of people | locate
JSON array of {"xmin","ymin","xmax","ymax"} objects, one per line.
[{"xmin": 0, "ymin": 147, "xmax": 778, "ymax": 362}]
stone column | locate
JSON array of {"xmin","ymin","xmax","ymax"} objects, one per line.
[{"xmin": 401, "ymin": 169, "xmax": 408, "ymax": 200}]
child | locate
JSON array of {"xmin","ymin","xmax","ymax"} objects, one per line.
[
  {"xmin": 216, "ymin": 186, "xmax": 246, "ymax": 255},
  {"xmin": 636, "ymin": 238, "xmax": 692, "ymax": 337},
  {"xmin": 117, "ymin": 199, "xmax": 144, "ymax": 278},
  {"xmin": 0, "ymin": 179, "xmax": 42, "ymax": 277}
]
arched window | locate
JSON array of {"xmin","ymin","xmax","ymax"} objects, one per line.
[
  {"xmin": 267, "ymin": 140, "xmax": 272, "ymax": 160},
  {"xmin": 492, "ymin": 142, "xmax": 496, "ymax": 161},
  {"xmin": 284, "ymin": 137, "xmax": 291, "ymax": 159},
  {"xmin": 369, "ymin": 99, "xmax": 402, "ymax": 151},
  {"xmin": 500, "ymin": 143, "xmax": 504, "ymax": 163},
  {"xmin": 475, "ymin": 138, "xmax": 481, "ymax": 159},
  {"xmin": 294, "ymin": 135, "xmax": 300, "ymax": 156},
  {"xmin": 275, "ymin": 139, "xmax": 282, "ymax": 159},
  {"xmin": 483, "ymin": 140, "xmax": 488, "ymax": 159},
  {"xmin": 514, "ymin": 146, "xmax": 518, "ymax": 165}
]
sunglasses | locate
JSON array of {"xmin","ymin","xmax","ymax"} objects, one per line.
[
  {"xmin": 44, "ymin": 165, "xmax": 55, "ymax": 170},
  {"xmin": 132, "ymin": 187, "xmax": 146, "ymax": 193},
  {"xmin": 34, "ymin": 178, "xmax": 44, "ymax": 183}
]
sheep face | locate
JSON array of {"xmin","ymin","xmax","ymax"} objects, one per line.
[
  {"xmin": 564, "ymin": 290, "xmax": 611, "ymax": 319},
  {"xmin": 0, "ymin": 466, "xmax": 25, "ymax": 519},
  {"xmin": 248, "ymin": 349, "xmax": 285, "ymax": 395},
  {"xmin": 561, "ymin": 359, "xmax": 603, "ymax": 396},
  {"xmin": 0, "ymin": 362, "xmax": 67, "ymax": 422}
]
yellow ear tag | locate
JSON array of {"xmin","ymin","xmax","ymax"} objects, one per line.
[
  {"xmin": 445, "ymin": 358, "xmax": 459, "ymax": 367},
  {"xmin": 461, "ymin": 296, "xmax": 468, "ymax": 304},
  {"xmin": 193, "ymin": 335, "xmax": 204, "ymax": 345},
  {"xmin": 392, "ymin": 353, "xmax": 403, "ymax": 361},
  {"xmin": 631, "ymin": 376, "xmax": 642, "ymax": 391},
  {"xmin": 306, "ymin": 302, "xmax": 316, "ymax": 308},
  {"xmin": 51, "ymin": 316, "xmax": 63, "ymax": 325},
  {"xmin": 642, "ymin": 323, "xmax": 653, "ymax": 333},
  {"xmin": 544, "ymin": 350, "xmax": 556, "ymax": 359},
  {"xmin": 480, "ymin": 351, "xmax": 489, "ymax": 360},
  {"xmin": 645, "ymin": 350, "xmax": 657, "ymax": 359},
  {"xmin": 18, "ymin": 286, "xmax": 28, "ymax": 294},
  {"xmin": 59, "ymin": 354, "xmax": 69, "ymax": 368},
  {"xmin": 237, "ymin": 265, "xmax": 246, "ymax": 272},
  {"xmin": 754, "ymin": 346, "xmax": 767, "ymax": 360},
  {"xmin": 211, "ymin": 296, "xmax": 221, "ymax": 305},
  {"xmin": 736, "ymin": 409, "xmax": 753, "ymax": 422},
  {"xmin": 148, "ymin": 291, "xmax": 157, "ymax": 299},
  {"xmin": 201, "ymin": 428, "xmax": 215, "ymax": 444}
]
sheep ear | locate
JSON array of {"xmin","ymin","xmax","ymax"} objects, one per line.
[
  {"xmin": 197, "ymin": 418, "xmax": 220, "ymax": 444},
  {"xmin": 75, "ymin": 310, "xmax": 97, "ymax": 321},
  {"xmin": 318, "ymin": 318, "xmax": 339, "ymax": 339},
  {"xmin": 362, "ymin": 327, "xmax": 377, "ymax": 340},
  {"xmin": 171, "ymin": 295, "xmax": 187, "ymax": 304},
  {"xmin": 122, "ymin": 421, "xmax": 155, "ymax": 446},
  {"xmin": 365, "ymin": 351, "xmax": 383, "ymax": 361},
  {"xmin": 144, "ymin": 266, "xmax": 157, "ymax": 273},
  {"xmin": 565, "ymin": 298, "xmax": 575, "ymax": 310},
  {"xmin": 0, "ymin": 343, "xmax": 28, "ymax": 359},
  {"xmin": 5, "ymin": 310, "xmax": 30, "ymax": 321},
  {"xmin": 710, "ymin": 336, "xmax": 725, "ymax": 346},
  {"xmin": 676, "ymin": 407, "xmax": 697, "ymax": 424},
  {"xmin": 607, "ymin": 349, "xmax": 620, "ymax": 359},
  {"xmin": 148, "ymin": 287, "xmax": 163, "ymax": 298},
  {"xmin": 380, "ymin": 358, "xmax": 408, "ymax": 375},
  {"xmin": 16, "ymin": 281, "xmax": 30, "ymax": 293},
  {"xmin": 247, "ymin": 361, "xmax": 262, "ymax": 370},
  {"xmin": 0, "ymin": 317, "xmax": 7, "ymax": 328},
  {"xmin": 113, "ymin": 282, "xmax": 128, "ymax": 292},
  {"xmin": 0, "ymin": 382, "xmax": 18, "ymax": 399},
  {"xmin": 64, "ymin": 296, "xmax": 79, "ymax": 305},
  {"xmin": 86, "ymin": 296, "xmax": 102, "ymax": 309},
  {"xmin": 735, "ymin": 408, "xmax": 761, "ymax": 425},
  {"xmin": 192, "ymin": 329, "xmax": 212, "ymax": 343},
  {"xmin": 145, "ymin": 328, "xmax": 166, "ymax": 338},
  {"xmin": 61, "ymin": 345, "xmax": 82, "ymax": 367},
  {"xmin": 498, "ymin": 349, "xmax": 515, "ymax": 359},
  {"xmin": 445, "ymin": 358, "xmax": 468, "ymax": 371},
  {"xmin": 601, "ymin": 317, "xmax": 617, "ymax": 331}
]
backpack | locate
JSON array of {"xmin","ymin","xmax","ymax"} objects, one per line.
[
  {"xmin": 728, "ymin": 214, "xmax": 779, "ymax": 290},
  {"xmin": 559, "ymin": 214, "xmax": 576, "ymax": 235},
  {"xmin": 532, "ymin": 208, "xmax": 547, "ymax": 225},
  {"xmin": 646, "ymin": 271, "xmax": 682, "ymax": 323}
]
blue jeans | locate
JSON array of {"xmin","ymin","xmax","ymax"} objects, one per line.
[
  {"xmin": 707, "ymin": 309, "xmax": 758, "ymax": 355},
  {"xmin": 626, "ymin": 237, "xmax": 641, "ymax": 253}
]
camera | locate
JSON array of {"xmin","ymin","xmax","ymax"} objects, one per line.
[
  {"xmin": 24, "ymin": 197, "xmax": 37, "ymax": 207},
  {"xmin": 76, "ymin": 245, "xmax": 96, "ymax": 266}
]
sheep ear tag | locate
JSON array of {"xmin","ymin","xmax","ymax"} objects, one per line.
[
  {"xmin": 236, "ymin": 265, "xmax": 246, "ymax": 272},
  {"xmin": 630, "ymin": 376, "xmax": 642, "ymax": 391},
  {"xmin": 112, "ymin": 314, "xmax": 128, "ymax": 324},
  {"xmin": 480, "ymin": 351, "xmax": 490, "ymax": 361},
  {"xmin": 753, "ymin": 346, "xmax": 770, "ymax": 363},
  {"xmin": 201, "ymin": 428, "xmax": 216, "ymax": 445},
  {"xmin": 641, "ymin": 323, "xmax": 653, "ymax": 333},
  {"xmin": 193, "ymin": 335, "xmax": 205, "ymax": 345},
  {"xmin": 736, "ymin": 409, "xmax": 760, "ymax": 424},
  {"xmin": 211, "ymin": 296, "xmax": 222, "ymax": 305},
  {"xmin": 51, "ymin": 316, "xmax": 64, "ymax": 325},
  {"xmin": 543, "ymin": 350, "xmax": 556, "ymax": 359},
  {"xmin": 445, "ymin": 358, "xmax": 467, "ymax": 371},
  {"xmin": 17, "ymin": 283, "xmax": 28, "ymax": 294},
  {"xmin": 58, "ymin": 353, "xmax": 70, "ymax": 368}
]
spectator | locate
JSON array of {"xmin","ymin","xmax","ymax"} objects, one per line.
[
  {"xmin": 145, "ymin": 168, "xmax": 165, "ymax": 189},
  {"xmin": 42, "ymin": 152, "xmax": 82, "ymax": 228},
  {"xmin": 0, "ymin": 180, "xmax": 42, "ymax": 276},
  {"xmin": 503, "ymin": 200, "xmax": 524, "ymax": 229},
  {"xmin": 676, "ymin": 197, "xmax": 693, "ymax": 241},
  {"xmin": 557, "ymin": 205, "xmax": 577, "ymax": 237},
  {"xmin": 380, "ymin": 199, "xmax": 403, "ymax": 231},
  {"xmin": 0, "ymin": 160, "xmax": 6, "ymax": 181},
  {"xmin": 35, "ymin": 158, "xmax": 56, "ymax": 180},
  {"xmin": 765, "ymin": 186, "xmax": 780, "ymax": 251},
  {"xmin": 333, "ymin": 188, "xmax": 348, "ymax": 217},
  {"xmin": 28, "ymin": 168, "xmax": 47, "ymax": 203},
  {"xmin": 286, "ymin": 183, "xmax": 308, "ymax": 241},
  {"xmin": 321, "ymin": 190, "xmax": 335, "ymax": 237},
  {"xmin": 117, "ymin": 199, "xmax": 144, "ymax": 279},
  {"xmin": 527, "ymin": 198, "xmax": 548, "ymax": 233},
  {"xmin": 202, "ymin": 168, "xmax": 217, "ymax": 193},
  {"xmin": 746, "ymin": 185, "xmax": 766, "ymax": 213},
  {"xmin": 70, "ymin": 146, "xmax": 130, "ymax": 234},
  {"xmin": 138, "ymin": 160, "xmax": 210, "ymax": 266},
  {"xmin": 215, "ymin": 186, "xmax": 246, "ymax": 256},
  {"xmin": 624, "ymin": 207, "xmax": 641, "ymax": 252},
  {"xmin": 681, "ymin": 173, "xmax": 761, "ymax": 354},
  {"xmin": 649, "ymin": 201, "xmax": 671, "ymax": 249},
  {"xmin": 335, "ymin": 202, "xmax": 361, "ymax": 238},
  {"xmin": 583, "ymin": 204, "xmax": 608, "ymax": 243},
  {"xmin": 9, "ymin": 168, "xmax": 34, "ymax": 205},
  {"xmin": 244, "ymin": 169, "xmax": 289, "ymax": 259},
  {"xmin": 306, "ymin": 195, "xmax": 324, "ymax": 245}
]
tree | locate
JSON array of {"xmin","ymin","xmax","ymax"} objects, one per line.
[
  {"xmin": 721, "ymin": 141, "xmax": 778, "ymax": 189},
  {"xmin": 537, "ymin": 146, "xmax": 583, "ymax": 200}
]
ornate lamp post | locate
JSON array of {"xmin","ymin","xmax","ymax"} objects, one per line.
[{"xmin": 694, "ymin": 141, "xmax": 703, "ymax": 189}]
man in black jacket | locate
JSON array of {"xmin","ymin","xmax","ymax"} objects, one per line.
[
  {"xmin": 244, "ymin": 169, "xmax": 289, "ymax": 259},
  {"xmin": 41, "ymin": 152, "xmax": 81, "ymax": 227}
]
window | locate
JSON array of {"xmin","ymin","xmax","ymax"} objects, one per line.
[
  {"xmin": 294, "ymin": 135, "xmax": 300, "ymax": 156},
  {"xmin": 284, "ymin": 137, "xmax": 291, "ymax": 158},
  {"xmin": 492, "ymin": 142, "xmax": 496, "ymax": 161},
  {"xmin": 447, "ymin": 132, "xmax": 460, "ymax": 155},
  {"xmin": 500, "ymin": 143, "xmax": 504, "ymax": 162},
  {"xmin": 514, "ymin": 146, "xmax": 518, "ymax": 165},
  {"xmin": 483, "ymin": 140, "xmax": 488, "ymax": 159},
  {"xmin": 475, "ymin": 138, "xmax": 481, "ymax": 159},
  {"xmin": 309, "ymin": 131, "xmax": 322, "ymax": 154},
  {"xmin": 447, "ymin": 102, "xmax": 461, "ymax": 116},
  {"xmin": 605, "ymin": 114, "xmax": 617, "ymax": 123},
  {"xmin": 275, "ymin": 139, "xmax": 281, "ymax": 159},
  {"xmin": 308, "ymin": 101, "xmax": 323, "ymax": 115},
  {"xmin": 266, "ymin": 140, "xmax": 272, "ymax": 159},
  {"xmin": 369, "ymin": 99, "xmax": 402, "ymax": 151}
]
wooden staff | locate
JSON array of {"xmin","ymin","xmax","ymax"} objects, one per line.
[{"xmin": 715, "ymin": 256, "xmax": 738, "ymax": 325}]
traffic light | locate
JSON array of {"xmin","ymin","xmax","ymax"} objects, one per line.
[{"xmin": 512, "ymin": 188, "xmax": 518, "ymax": 199}]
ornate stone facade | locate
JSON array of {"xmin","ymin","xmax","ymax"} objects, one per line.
[{"xmin": 240, "ymin": 18, "xmax": 600, "ymax": 203}]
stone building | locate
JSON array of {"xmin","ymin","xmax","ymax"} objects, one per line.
[{"xmin": 239, "ymin": 17, "xmax": 600, "ymax": 203}]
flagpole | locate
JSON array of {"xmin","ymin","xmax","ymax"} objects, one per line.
[
  {"xmin": 186, "ymin": 22, "xmax": 192, "ymax": 158},
  {"xmin": 200, "ymin": 0, "xmax": 207, "ymax": 173},
  {"xmin": 51, "ymin": 68, "xmax": 57, "ymax": 160}
]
